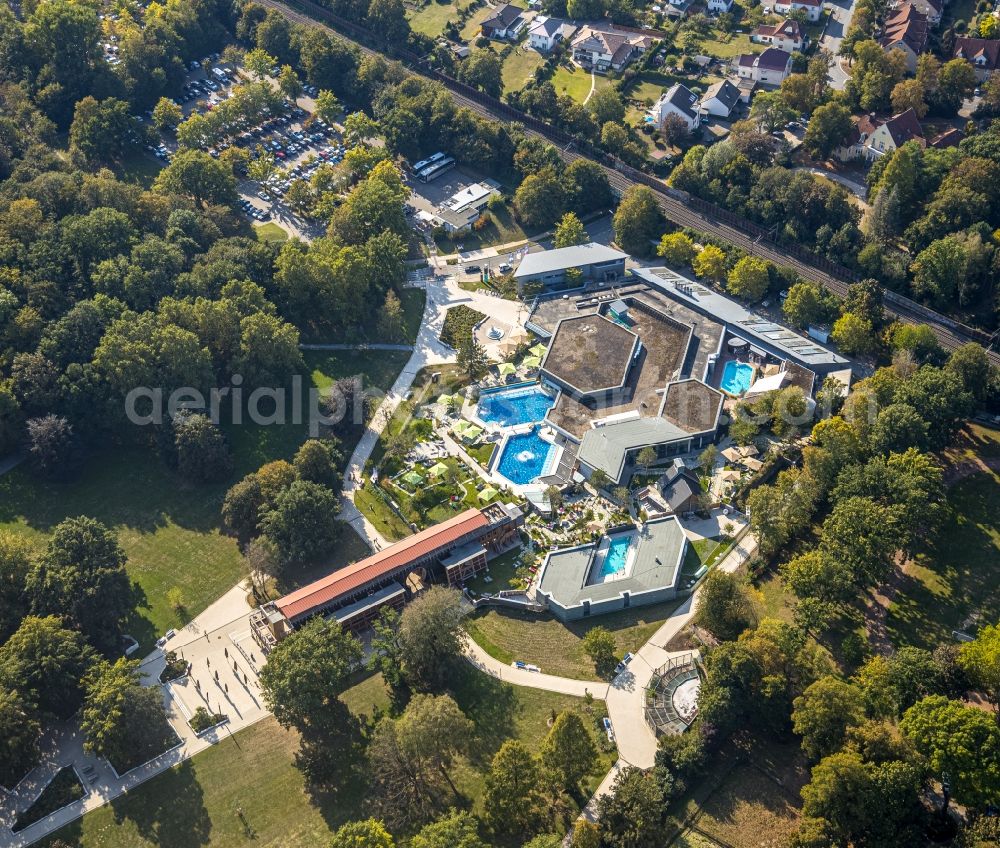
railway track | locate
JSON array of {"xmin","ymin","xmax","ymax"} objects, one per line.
[{"xmin": 256, "ymin": 0, "xmax": 999, "ymax": 364}]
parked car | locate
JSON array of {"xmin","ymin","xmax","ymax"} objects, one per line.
[{"xmin": 613, "ymin": 652, "xmax": 634, "ymax": 676}]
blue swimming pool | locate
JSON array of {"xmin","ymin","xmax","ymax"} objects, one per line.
[
  {"xmin": 478, "ymin": 385, "xmax": 555, "ymax": 427},
  {"xmin": 600, "ymin": 535, "xmax": 632, "ymax": 579},
  {"xmin": 495, "ymin": 428, "xmax": 555, "ymax": 485},
  {"xmin": 720, "ymin": 361, "xmax": 754, "ymax": 396}
]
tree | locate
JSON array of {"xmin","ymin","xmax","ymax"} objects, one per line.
[
  {"xmin": 330, "ymin": 819, "xmax": 395, "ymax": 848},
  {"xmin": 459, "ymin": 50, "xmax": 502, "ymax": 98},
  {"xmin": 612, "ymin": 186, "xmax": 663, "ymax": 256},
  {"xmin": 582, "ymin": 626, "xmax": 617, "ymax": 676},
  {"xmin": 958, "ymin": 623, "xmax": 1000, "ymax": 714},
  {"xmin": 947, "ymin": 343, "xmax": 996, "ymax": 404},
  {"xmin": 661, "ymin": 113, "xmax": 691, "ymax": 147},
  {"xmin": 366, "ymin": 0, "xmax": 411, "ymax": 49},
  {"xmin": 553, "ymin": 212, "xmax": 589, "ymax": 249},
  {"xmin": 831, "ymin": 312, "xmax": 875, "ymax": 356},
  {"xmin": 595, "ymin": 766, "xmax": 665, "ymax": 848},
  {"xmin": 803, "ymin": 102, "xmax": 852, "ymax": 159},
  {"xmin": 750, "ymin": 90, "xmax": 794, "ymax": 132},
  {"xmin": 222, "ymin": 475, "xmax": 265, "ymax": 538},
  {"xmin": 244, "ymin": 48, "xmax": 277, "ymax": 79},
  {"xmin": 243, "ymin": 537, "xmax": 280, "ymax": 602},
  {"xmin": 0, "ymin": 531, "xmax": 31, "ymax": 640},
  {"xmin": 483, "ymin": 740, "xmax": 545, "ymax": 834},
  {"xmin": 26, "ymin": 517, "xmax": 138, "ymax": 653},
  {"xmin": 588, "ymin": 86, "xmax": 625, "ymax": 125},
  {"xmin": 935, "ymin": 58, "xmax": 976, "ymax": 114},
  {"xmin": 395, "ymin": 694, "xmax": 473, "ymax": 795},
  {"xmin": 820, "ymin": 497, "xmax": 900, "ymax": 589},
  {"xmin": 901, "ymin": 695, "xmax": 1000, "ymax": 809},
  {"xmin": 154, "ymin": 150, "xmax": 238, "ymax": 208},
  {"xmin": 0, "ymin": 616, "xmax": 93, "ymax": 719},
  {"xmin": 377, "ymin": 290, "xmax": 406, "ymax": 343},
  {"xmin": 258, "ymin": 617, "xmax": 363, "ymax": 734},
  {"xmin": 855, "ymin": 648, "xmax": 945, "ymax": 718},
  {"xmin": 694, "ymin": 570, "xmax": 756, "ymax": 640},
  {"xmin": 410, "ymin": 811, "xmax": 486, "ymax": 848},
  {"xmin": 782, "ymin": 282, "xmax": 837, "ymax": 329},
  {"xmin": 589, "ymin": 468, "xmax": 611, "ymax": 492},
  {"xmin": 693, "ymin": 244, "xmax": 727, "ymax": 282},
  {"xmin": 260, "ymin": 479, "xmax": 341, "ymax": 564},
  {"xmin": 513, "ymin": 170, "xmax": 565, "ymax": 229},
  {"xmin": 890, "ymin": 79, "xmax": 928, "ymax": 118},
  {"xmin": 540, "ymin": 710, "xmax": 597, "ymax": 790},
  {"xmin": 570, "ymin": 820, "xmax": 600, "ymax": 848},
  {"xmin": 69, "ymin": 97, "xmax": 137, "ymax": 165},
  {"xmin": 657, "ymin": 232, "xmax": 696, "ymax": 267},
  {"xmin": 80, "ymin": 658, "xmax": 174, "ymax": 770},
  {"xmin": 293, "ymin": 438, "xmax": 342, "ymax": 489},
  {"xmin": 152, "ymin": 97, "xmax": 183, "ymax": 131},
  {"xmin": 726, "ymin": 256, "xmax": 770, "ymax": 301},
  {"xmin": 278, "ymin": 64, "xmax": 303, "ymax": 100},
  {"xmin": 910, "ymin": 235, "xmax": 970, "ymax": 307},
  {"xmin": 26, "ymin": 415, "xmax": 76, "ymax": 479},
  {"xmin": 793, "ymin": 677, "xmax": 866, "ymax": 761},
  {"xmin": 636, "ymin": 446, "xmax": 657, "ymax": 476},
  {"xmin": 870, "ymin": 403, "xmax": 929, "ymax": 455},
  {"xmin": 315, "ymin": 90, "xmax": 342, "ymax": 124},
  {"xmin": 457, "ymin": 338, "xmax": 490, "ymax": 380},
  {"xmin": 0, "ymin": 686, "xmax": 41, "ymax": 788},
  {"xmin": 398, "ymin": 586, "xmax": 465, "ymax": 691},
  {"xmin": 173, "ymin": 412, "xmax": 232, "ymax": 484}
]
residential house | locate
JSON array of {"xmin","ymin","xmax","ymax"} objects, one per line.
[
  {"xmin": 835, "ymin": 108, "xmax": 925, "ymax": 162},
  {"xmin": 707, "ymin": 0, "xmax": 734, "ymax": 11},
  {"xmin": 772, "ymin": 0, "xmax": 823, "ymax": 22},
  {"xmin": 481, "ymin": 3, "xmax": 525, "ymax": 40},
  {"xmin": 699, "ymin": 78, "xmax": 741, "ymax": 118},
  {"xmin": 650, "ymin": 83, "xmax": 701, "ymax": 131},
  {"xmin": 929, "ymin": 127, "xmax": 965, "ymax": 148},
  {"xmin": 571, "ymin": 27, "xmax": 653, "ymax": 72},
  {"xmin": 528, "ymin": 16, "xmax": 576, "ymax": 51},
  {"xmin": 879, "ymin": 3, "xmax": 929, "ymax": 73},
  {"xmin": 751, "ymin": 18, "xmax": 805, "ymax": 52},
  {"xmin": 953, "ymin": 36, "xmax": 1000, "ymax": 79},
  {"xmin": 657, "ymin": 459, "xmax": 705, "ymax": 515},
  {"xmin": 734, "ymin": 47, "xmax": 793, "ymax": 85},
  {"xmin": 889, "ymin": 0, "xmax": 941, "ymax": 24}
]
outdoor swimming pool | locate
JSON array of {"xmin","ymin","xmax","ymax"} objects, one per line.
[
  {"xmin": 495, "ymin": 428, "xmax": 556, "ymax": 485},
  {"xmin": 599, "ymin": 535, "xmax": 632, "ymax": 580},
  {"xmin": 720, "ymin": 361, "xmax": 754, "ymax": 396},
  {"xmin": 478, "ymin": 385, "xmax": 555, "ymax": 428}
]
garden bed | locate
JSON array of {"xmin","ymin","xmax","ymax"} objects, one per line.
[
  {"xmin": 14, "ymin": 768, "xmax": 85, "ymax": 832},
  {"xmin": 190, "ymin": 707, "xmax": 229, "ymax": 735},
  {"xmin": 440, "ymin": 304, "xmax": 487, "ymax": 349}
]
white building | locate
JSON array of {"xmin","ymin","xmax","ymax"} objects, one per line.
[
  {"xmin": 650, "ymin": 83, "xmax": 701, "ymax": 131},
  {"xmin": 699, "ymin": 79, "xmax": 741, "ymax": 118},
  {"xmin": 528, "ymin": 16, "xmax": 577, "ymax": 51},
  {"xmin": 772, "ymin": 0, "xmax": 824, "ymax": 20},
  {"xmin": 707, "ymin": 0, "xmax": 734, "ymax": 11},
  {"xmin": 734, "ymin": 47, "xmax": 793, "ymax": 85}
]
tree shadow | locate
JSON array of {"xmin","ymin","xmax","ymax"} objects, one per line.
[
  {"xmin": 300, "ymin": 715, "xmax": 371, "ymax": 833},
  {"xmin": 108, "ymin": 760, "xmax": 211, "ymax": 848},
  {"xmin": 445, "ymin": 663, "xmax": 517, "ymax": 763}
]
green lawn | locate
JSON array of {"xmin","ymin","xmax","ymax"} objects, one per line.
[
  {"xmin": 698, "ymin": 32, "xmax": 757, "ymax": 60},
  {"xmin": 398, "ymin": 288, "xmax": 426, "ymax": 345},
  {"xmin": 45, "ymin": 669, "xmax": 612, "ymax": 847},
  {"xmin": 0, "ymin": 350, "xmax": 408, "ymax": 645},
  {"xmin": 116, "ymin": 152, "xmax": 163, "ymax": 187},
  {"xmin": 464, "ymin": 600, "xmax": 683, "ymax": 680},
  {"xmin": 460, "ymin": 5, "xmax": 495, "ymax": 40},
  {"xmin": 355, "ymin": 483, "xmax": 413, "ymax": 541},
  {"xmin": 408, "ymin": 0, "xmax": 476, "ymax": 37},
  {"xmin": 253, "ymin": 222, "xmax": 288, "ymax": 243},
  {"xmin": 550, "ymin": 65, "xmax": 599, "ymax": 103},
  {"xmin": 431, "ymin": 201, "xmax": 529, "ymax": 253},
  {"xmin": 886, "ymin": 469, "xmax": 1000, "ymax": 649},
  {"xmin": 502, "ymin": 47, "xmax": 546, "ymax": 93}
]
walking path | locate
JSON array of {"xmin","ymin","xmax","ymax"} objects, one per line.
[
  {"xmin": 300, "ymin": 342, "xmax": 414, "ymax": 351},
  {"xmin": 583, "ymin": 69, "xmax": 597, "ymax": 105}
]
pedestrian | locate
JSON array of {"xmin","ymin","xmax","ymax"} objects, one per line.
[{"xmin": 224, "ymin": 648, "xmax": 228, "ymax": 658}]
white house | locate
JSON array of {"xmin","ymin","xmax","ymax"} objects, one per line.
[
  {"xmin": 650, "ymin": 83, "xmax": 701, "ymax": 131},
  {"xmin": 707, "ymin": 0, "xmax": 734, "ymax": 11},
  {"xmin": 528, "ymin": 16, "xmax": 577, "ymax": 51},
  {"xmin": 751, "ymin": 18, "xmax": 805, "ymax": 52},
  {"xmin": 481, "ymin": 3, "xmax": 526, "ymax": 40},
  {"xmin": 734, "ymin": 47, "xmax": 793, "ymax": 85},
  {"xmin": 772, "ymin": 0, "xmax": 823, "ymax": 21},
  {"xmin": 835, "ymin": 109, "xmax": 925, "ymax": 162},
  {"xmin": 571, "ymin": 27, "xmax": 652, "ymax": 72},
  {"xmin": 699, "ymin": 79, "xmax": 741, "ymax": 118}
]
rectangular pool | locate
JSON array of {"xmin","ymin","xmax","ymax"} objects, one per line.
[
  {"xmin": 720, "ymin": 361, "xmax": 754, "ymax": 396},
  {"xmin": 599, "ymin": 535, "xmax": 632, "ymax": 580},
  {"xmin": 478, "ymin": 385, "xmax": 555, "ymax": 427}
]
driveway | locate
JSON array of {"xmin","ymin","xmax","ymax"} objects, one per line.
[{"xmin": 820, "ymin": 0, "xmax": 857, "ymax": 89}]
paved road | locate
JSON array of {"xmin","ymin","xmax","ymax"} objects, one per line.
[{"xmin": 820, "ymin": 0, "xmax": 856, "ymax": 89}]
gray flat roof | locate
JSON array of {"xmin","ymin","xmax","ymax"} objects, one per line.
[
  {"xmin": 515, "ymin": 244, "xmax": 628, "ymax": 279},
  {"xmin": 536, "ymin": 518, "xmax": 686, "ymax": 609},
  {"xmin": 578, "ymin": 416, "xmax": 690, "ymax": 480},
  {"xmin": 631, "ymin": 267, "xmax": 850, "ymax": 368}
]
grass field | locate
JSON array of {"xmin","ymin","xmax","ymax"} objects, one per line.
[
  {"xmin": 886, "ymin": 468, "xmax": 1000, "ymax": 648},
  {"xmin": 253, "ymin": 222, "xmax": 288, "ymax": 243},
  {"xmin": 464, "ymin": 600, "xmax": 682, "ymax": 680},
  {"xmin": 398, "ymin": 288, "xmax": 426, "ymax": 345},
  {"xmin": 407, "ymin": 0, "xmax": 477, "ymax": 37},
  {"xmin": 460, "ymin": 5, "xmax": 495, "ymax": 40},
  {"xmin": 551, "ymin": 65, "xmax": 603, "ymax": 103},
  {"xmin": 502, "ymin": 47, "xmax": 546, "ymax": 93},
  {"xmin": 44, "ymin": 669, "xmax": 611, "ymax": 847},
  {"xmin": 0, "ymin": 350, "xmax": 408, "ymax": 645}
]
